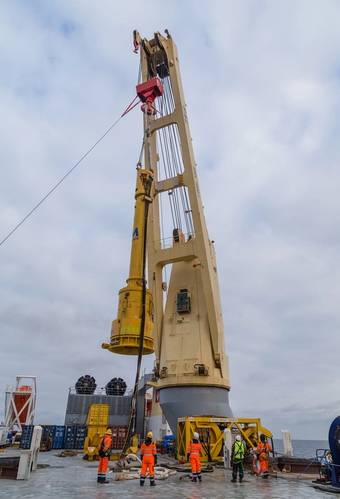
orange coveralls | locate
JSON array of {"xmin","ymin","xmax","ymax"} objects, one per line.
[
  {"xmin": 257, "ymin": 441, "xmax": 272, "ymax": 474},
  {"xmin": 140, "ymin": 441, "xmax": 156, "ymax": 485},
  {"xmin": 97, "ymin": 434, "xmax": 112, "ymax": 483},
  {"xmin": 187, "ymin": 441, "xmax": 202, "ymax": 480}
]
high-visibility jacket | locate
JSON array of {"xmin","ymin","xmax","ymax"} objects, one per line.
[
  {"xmin": 257, "ymin": 441, "xmax": 272, "ymax": 461},
  {"xmin": 187, "ymin": 441, "xmax": 202, "ymax": 457},
  {"xmin": 232, "ymin": 440, "xmax": 245, "ymax": 462},
  {"xmin": 99, "ymin": 434, "xmax": 112, "ymax": 457},
  {"xmin": 141, "ymin": 441, "xmax": 156, "ymax": 457}
]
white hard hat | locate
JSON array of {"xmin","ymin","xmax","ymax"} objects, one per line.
[
  {"xmin": 236, "ymin": 435, "xmax": 242, "ymax": 441},
  {"xmin": 193, "ymin": 432, "xmax": 199, "ymax": 440}
]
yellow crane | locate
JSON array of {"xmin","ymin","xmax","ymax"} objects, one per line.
[
  {"xmin": 102, "ymin": 30, "xmax": 272, "ymax": 459},
  {"xmin": 102, "ymin": 30, "xmax": 232, "ymax": 436}
]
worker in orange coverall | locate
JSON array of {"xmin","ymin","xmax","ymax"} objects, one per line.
[
  {"xmin": 97, "ymin": 428, "xmax": 113, "ymax": 484},
  {"xmin": 140, "ymin": 431, "xmax": 157, "ymax": 486},
  {"xmin": 187, "ymin": 432, "xmax": 202, "ymax": 482},
  {"xmin": 256, "ymin": 434, "xmax": 272, "ymax": 478}
]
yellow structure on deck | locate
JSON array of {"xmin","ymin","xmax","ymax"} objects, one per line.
[
  {"xmin": 87, "ymin": 403, "xmax": 109, "ymax": 426},
  {"xmin": 177, "ymin": 416, "xmax": 272, "ymax": 463},
  {"xmin": 102, "ymin": 168, "xmax": 154, "ymax": 355},
  {"xmin": 83, "ymin": 404, "xmax": 109, "ymax": 461}
]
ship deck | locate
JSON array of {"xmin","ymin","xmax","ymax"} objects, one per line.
[{"xmin": 0, "ymin": 450, "xmax": 326, "ymax": 498}]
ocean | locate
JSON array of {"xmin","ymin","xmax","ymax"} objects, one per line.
[{"xmin": 273, "ymin": 439, "xmax": 328, "ymax": 459}]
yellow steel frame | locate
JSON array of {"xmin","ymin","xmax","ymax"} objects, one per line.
[{"xmin": 177, "ymin": 416, "xmax": 272, "ymax": 462}]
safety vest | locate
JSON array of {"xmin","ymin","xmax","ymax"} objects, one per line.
[
  {"xmin": 257, "ymin": 442, "xmax": 271, "ymax": 461},
  {"xmin": 232, "ymin": 440, "xmax": 245, "ymax": 461},
  {"xmin": 99, "ymin": 435, "xmax": 112, "ymax": 457},
  {"xmin": 141, "ymin": 442, "xmax": 156, "ymax": 456},
  {"xmin": 187, "ymin": 441, "xmax": 201, "ymax": 456}
]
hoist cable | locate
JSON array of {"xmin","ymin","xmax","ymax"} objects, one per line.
[
  {"xmin": 164, "ymin": 79, "xmax": 195, "ymax": 235},
  {"xmin": 162, "ymin": 81, "xmax": 183, "ymax": 230},
  {"xmin": 0, "ymin": 100, "xmax": 139, "ymax": 249}
]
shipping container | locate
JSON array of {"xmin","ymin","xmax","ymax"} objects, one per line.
[
  {"xmin": 52, "ymin": 426, "xmax": 65, "ymax": 449},
  {"xmin": 87, "ymin": 404, "xmax": 109, "ymax": 426},
  {"xmin": 20, "ymin": 425, "xmax": 34, "ymax": 449},
  {"xmin": 64, "ymin": 425, "xmax": 87, "ymax": 450}
]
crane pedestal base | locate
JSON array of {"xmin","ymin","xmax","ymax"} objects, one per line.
[{"xmin": 159, "ymin": 386, "xmax": 232, "ymax": 435}]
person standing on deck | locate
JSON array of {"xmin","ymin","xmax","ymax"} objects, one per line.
[
  {"xmin": 231, "ymin": 434, "xmax": 245, "ymax": 483},
  {"xmin": 256, "ymin": 434, "xmax": 272, "ymax": 478},
  {"xmin": 97, "ymin": 428, "xmax": 113, "ymax": 484},
  {"xmin": 187, "ymin": 432, "xmax": 202, "ymax": 482},
  {"xmin": 140, "ymin": 431, "xmax": 157, "ymax": 486}
]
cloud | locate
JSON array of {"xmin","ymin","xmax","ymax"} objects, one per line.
[{"xmin": 0, "ymin": 1, "xmax": 339, "ymax": 439}]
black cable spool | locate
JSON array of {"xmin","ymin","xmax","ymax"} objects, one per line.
[
  {"xmin": 105, "ymin": 377, "xmax": 127, "ymax": 396},
  {"xmin": 75, "ymin": 375, "xmax": 96, "ymax": 395}
]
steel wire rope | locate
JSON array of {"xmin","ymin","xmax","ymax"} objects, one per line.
[
  {"xmin": 171, "ymin": 119, "xmax": 195, "ymax": 235},
  {"xmin": 161, "ymin": 84, "xmax": 182, "ymax": 231},
  {"xmin": 158, "ymin": 78, "xmax": 178, "ymax": 241},
  {"xmin": 166, "ymin": 77, "xmax": 175, "ymax": 111},
  {"xmin": 160, "ymin": 121, "xmax": 182, "ymax": 231},
  {"xmin": 158, "ymin": 89, "xmax": 177, "ymax": 238},
  {"xmin": 163, "ymin": 75, "xmax": 195, "ymax": 237},
  {"xmin": 167, "ymin": 122, "xmax": 190, "ymax": 236},
  {"xmin": 164, "ymin": 83, "xmax": 182, "ymax": 220},
  {"xmin": 163, "ymin": 78, "xmax": 193, "ymax": 237},
  {"xmin": 171, "ymin": 108, "xmax": 194, "ymax": 234},
  {"xmin": 165, "ymin": 74, "xmax": 195, "ymax": 235},
  {"xmin": 164, "ymin": 135, "xmax": 182, "ymax": 230},
  {"xmin": 155, "ymin": 91, "xmax": 169, "ymax": 295},
  {"xmin": 0, "ymin": 100, "xmax": 140, "ymax": 248},
  {"xmin": 157, "ymin": 120, "xmax": 177, "ymax": 238}
]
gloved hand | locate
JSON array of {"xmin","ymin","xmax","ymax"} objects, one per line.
[{"xmin": 154, "ymin": 454, "xmax": 158, "ymax": 465}]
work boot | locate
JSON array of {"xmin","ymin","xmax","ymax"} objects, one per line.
[
  {"xmin": 140, "ymin": 480, "xmax": 145, "ymax": 487},
  {"xmin": 231, "ymin": 478, "xmax": 237, "ymax": 483},
  {"xmin": 191, "ymin": 476, "xmax": 197, "ymax": 483},
  {"xmin": 239, "ymin": 477, "xmax": 243, "ymax": 483},
  {"xmin": 197, "ymin": 474, "xmax": 202, "ymax": 482},
  {"xmin": 150, "ymin": 481, "xmax": 156, "ymax": 487}
]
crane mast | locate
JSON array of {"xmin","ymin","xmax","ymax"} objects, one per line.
[
  {"xmin": 139, "ymin": 30, "xmax": 232, "ymax": 431},
  {"xmin": 103, "ymin": 30, "xmax": 232, "ymax": 433}
]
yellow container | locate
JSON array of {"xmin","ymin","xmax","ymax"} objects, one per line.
[{"xmin": 86, "ymin": 404, "xmax": 109, "ymax": 426}]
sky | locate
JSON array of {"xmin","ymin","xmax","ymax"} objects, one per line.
[{"xmin": 1, "ymin": 0, "xmax": 340, "ymax": 440}]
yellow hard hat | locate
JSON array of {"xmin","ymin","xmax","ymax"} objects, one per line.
[
  {"xmin": 147, "ymin": 431, "xmax": 153, "ymax": 439},
  {"xmin": 105, "ymin": 429, "xmax": 112, "ymax": 435}
]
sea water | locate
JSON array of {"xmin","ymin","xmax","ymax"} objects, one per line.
[{"xmin": 273, "ymin": 439, "xmax": 328, "ymax": 458}]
